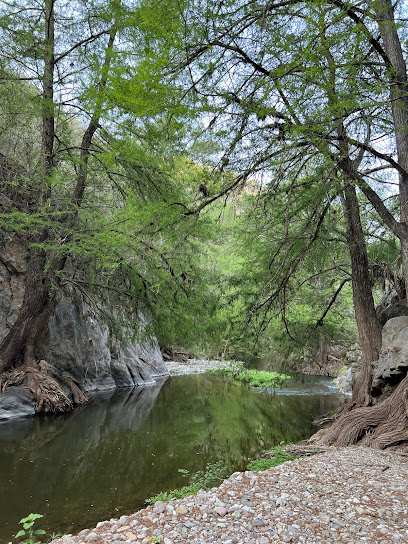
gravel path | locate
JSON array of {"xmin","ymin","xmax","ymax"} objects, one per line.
[
  {"xmin": 165, "ymin": 358, "xmax": 237, "ymax": 375},
  {"xmin": 53, "ymin": 447, "xmax": 408, "ymax": 544}
]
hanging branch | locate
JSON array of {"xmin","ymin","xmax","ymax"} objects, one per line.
[{"xmin": 315, "ymin": 278, "xmax": 351, "ymax": 327}]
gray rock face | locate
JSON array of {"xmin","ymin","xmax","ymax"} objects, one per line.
[
  {"xmin": 0, "ymin": 233, "xmax": 27, "ymax": 341},
  {"xmin": 371, "ymin": 316, "xmax": 408, "ymax": 397},
  {"xmin": 337, "ymin": 317, "xmax": 408, "ymax": 398},
  {"xmin": 0, "ymin": 386, "xmax": 35, "ymax": 420},
  {"xmin": 334, "ymin": 346, "xmax": 361, "ymax": 395},
  {"xmin": 0, "ymin": 235, "xmax": 169, "ymax": 414},
  {"xmin": 41, "ymin": 288, "xmax": 168, "ymax": 393}
]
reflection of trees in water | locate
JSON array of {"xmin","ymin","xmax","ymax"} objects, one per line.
[
  {"xmin": 0, "ymin": 380, "xmax": 167, "ymax": 542},
  {"xmin": 0, "ymin": 374, "xmax": 341, "ymax": 543}
]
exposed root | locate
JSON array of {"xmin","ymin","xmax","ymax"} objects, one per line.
[
  {"xmin": 63, "ymin": 375, "xmax": 88, "ymax": 406},
  {"xmin": 1, "ymin": 365, "xmax": 73, "ymax": 413},
  {"xmin": 310, "ymin": 375, "xmax": 408, "ymax": 449}
]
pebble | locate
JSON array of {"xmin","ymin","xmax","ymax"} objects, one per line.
[
  {"xmin": 154, "ymin": 501, "xmax": 166, "ymax": 514},
  {"xmin": 49, "ymin": 448, "xmax": 408, "ymax": 544},
  {"xmin": 85, "ymin": 533, "xmax": 99, "ymax": 543}
]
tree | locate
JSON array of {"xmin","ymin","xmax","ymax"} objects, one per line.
[
  {"xmin": 135, "ymin": 0, "xmax": 408, "ymax": 447},
  {"xmin": 0, "ymin": 0, "xmax": 210, "ymax": 412}
]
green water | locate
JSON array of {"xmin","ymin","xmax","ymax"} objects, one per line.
[{"xmin": 0, "ymin": 374, "xmax": 342, "ymax": 542}]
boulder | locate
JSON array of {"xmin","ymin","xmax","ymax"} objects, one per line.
[
  {"xmin": 0, "ymin": 235, "xmax": 169, "ymax": 416},
  {"xmin": 371, "ymin": 316, "xmax": 408, "ymax": 397},
  {"xmin": 41, "ymin": 288, "xmax": 168, "ymax": 394},
  {"xmin": 338, "ymin": 318, "xmax": 408, "ymax": 399},
  {"xmin": 0, "ymin": 386, "xmax": 35, "ymax": 420}
]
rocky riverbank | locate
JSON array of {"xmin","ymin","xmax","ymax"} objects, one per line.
[
  {"xmin": 51, "ymin": 447, "xmax": 408, "ymax": 544},
  {"xmin": 165, "ymin": 358, "xmax": 236, "ymax": 375}
]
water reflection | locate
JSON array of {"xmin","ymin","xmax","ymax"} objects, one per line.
[{"xmin": 0, "ymin": 374, "xmax": 342, "ymax": 542}]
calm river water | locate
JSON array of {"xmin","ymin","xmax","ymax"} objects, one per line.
[{"xmin": 0, "ymin": 373, "xmax": 342, "ymax": 542}]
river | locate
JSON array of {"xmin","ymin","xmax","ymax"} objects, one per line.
[{"xmin": 0, "ymin": 373, "xmax": 342, "ymax": 542}]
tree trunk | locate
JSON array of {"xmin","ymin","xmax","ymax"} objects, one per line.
[
  {"xmin": 0, "ymin": 246, "xmax": 51, "ymax": 373},
  {"xmin": 341, "ymin": 183, "xmax": 382, "ymax": 407},
  {"xmin": 41, "ymin": 0, "xmax": 55, "ymax": 181},
  {"xmin": 0, "ymin": 0, "xmax": 56, "ymax": 374},
  {"xmin": 308, "ymin": 186, "xmax": 408, "ymax": 449},
  {"xmin": 0, "ymin": 14, "xmax": 119, "ymax": 414},
  {"xmin": 373, "ymin": 0, "xmax": 408, "ymax": 295}
]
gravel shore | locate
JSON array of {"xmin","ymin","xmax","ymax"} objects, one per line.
[
  {"xmin": 53, "ymin": 447, "xmax": 408, "ymax": 544},
  {"xmin": 165, "ymin": 358, "xmax": 237, "ymax": 375}
]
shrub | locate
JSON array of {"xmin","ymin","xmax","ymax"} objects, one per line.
[
  {"xmin": 145, "ymin": 484, "xmax": 199, "ymax": 504},
  {"xmin": 208, "ymin": 363, "xmax": 291, "ymax": 388},
  {"xmin": 146, "ymin": 461, "xmax": 228, "ymax": 504},
  {"xmin": 247, "ymin": 446, "xmax": 297, "ymax": 471},
  {"xmin": 15, "ymin": 514, "xmax": 46, "ymax": 544}
]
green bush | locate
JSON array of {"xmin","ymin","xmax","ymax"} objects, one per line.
[
  {"xmin": 190, "ymin": 460, "xmax": 227, "ymax": 489},
  {"xmin": 15, "ymin": 514, "xmax": 46, "ymax": 544},
  {"xmin": 146, "ymin": 461, "xmax": 228, "ymax": 505},
  {"xmin": 247, "ymin": 446, "xmax": 297, "ymax": 471},
  {"xmin": 208, "ymin": 363, "xmax": 291, "ymax": 388},
  {"xmin": 234, "ymin": 369, "xmax": 292, "ymax": 388},
  {"xmin": 145, "ymin": 484, "xmax": 199, "ymax": 504}
]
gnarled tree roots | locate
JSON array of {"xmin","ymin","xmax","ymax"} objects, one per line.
[
  {"xmin": 0, "ymin": 364, "xmax": 87, "ymax": 413},
  {"xmin": 310, "ymin": 375, "xmax": 408, "ymax": 450}
]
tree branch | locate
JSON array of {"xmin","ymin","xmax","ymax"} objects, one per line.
[{"xmin": 316, "ymin": 278, "xmax": 351, "ymax": 327}]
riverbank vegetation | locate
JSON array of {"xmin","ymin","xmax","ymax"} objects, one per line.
[
  {"xmin": 146, "ymin": 462, "xmax": 228, "ymax": 504},
  {"xmin": 247, "ymin": 446, "xmax": 298, "ymax": 472},
  {"xmin": 146, "ymin": 448, "xmax": 298, "ymax": 505},
  {"xmin": 208, "ymin": 363, "xmax": 292, "ymax": 388},
  {"xmin": 1, "ymin": 0, "xmax": 408, "ymax": 450}
]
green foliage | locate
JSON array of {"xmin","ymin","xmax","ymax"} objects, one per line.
[
  {"xmin": 209, "ymin": 362, "xmax": 291, "ymax": 388},
  {"xmin": 15, "ymin": 514, "xmax": 45, "ymax": 544},
  {"xmin": 146, "ymin": 461, "xmax": 228, "ymax": 504},
  {"xmin": 189, "ymin": 460, "xmax": 227, "ymax": 489},
  {"xmin": 145, "ymin": 484, "xmax": 199, "ymax": 504},
  {"xmin": 0, "ymin": 0, "xmax": 385, "ymax": 370},
  {"xmin": 234, "ymin": 370, "xmax": 292, "ymax": 388},
  {"xmin": 247, "ymin": 447, "xmax": 297, "ymax": 471}
]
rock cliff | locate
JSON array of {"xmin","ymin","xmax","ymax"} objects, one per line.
[
  {"xmin": 336, "ymin": 316, "xmax": 408, "ymax": 399},
  {"xmin": 0, "ymin": 234, "xmax": 168, "ymax": 419},
  {"xmin": 371, "ymin": 316, "xmax": 408, "ymax": 400}
]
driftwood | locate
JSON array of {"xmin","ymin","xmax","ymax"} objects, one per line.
[
  {"xmin": 161, "ymin": 347, "xmax": 196, "ymax": 363},
  {"xmin": 261, "ymin": 443, "xmax": 333, "ymax": 459}
]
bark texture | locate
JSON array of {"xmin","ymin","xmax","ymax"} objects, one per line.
[
  {"xmin": 373, "ymin": 0, "xmax": 408, "ymax": 295},
  {"xmin": 0, "ymin": 16, "xmax": 118, "ymax": 414},
  {"xmin": 1, "ymin": 365, "xmax": 72, "ymax": 413},
  {"xmin": 341, "ymin": 184, "xmax": 382, "ymax": 407},
  {"xmin": 311, "ymin": 374, "xmax": 408, "ymax": 449},
  {"xmin": 0, "ymin": 245, "xmax": 51, "ymax": 373}
]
